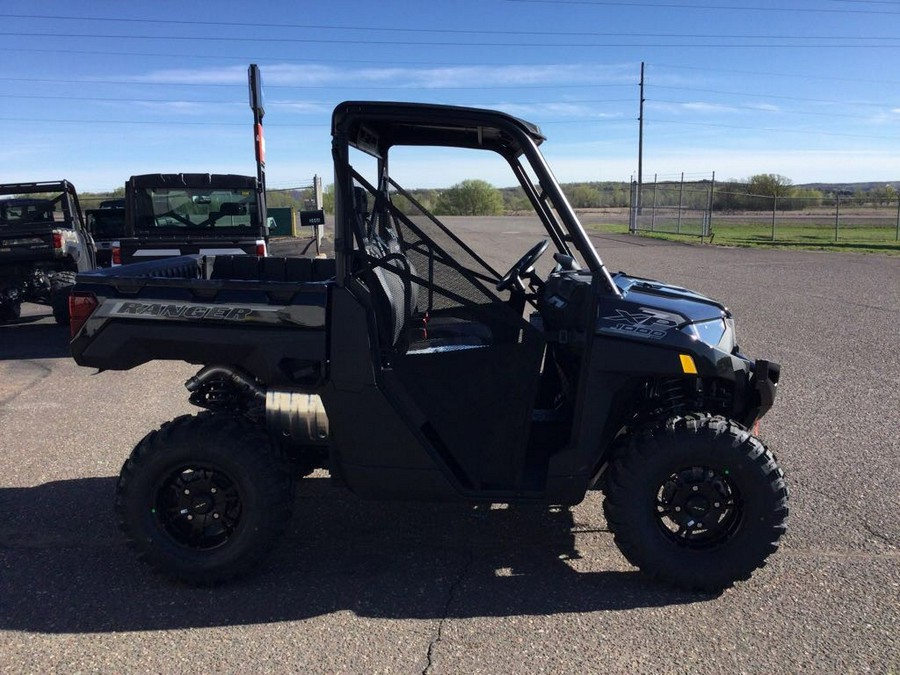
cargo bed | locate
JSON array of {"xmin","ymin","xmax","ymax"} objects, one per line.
[{"xmin": 70, "ymin": 254, "xmax": 336, "ymax": 387}]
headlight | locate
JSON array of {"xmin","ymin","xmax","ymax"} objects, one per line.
[{"xmin": 682, "ymin": 318, "xmax": 735, "ymax": 352}]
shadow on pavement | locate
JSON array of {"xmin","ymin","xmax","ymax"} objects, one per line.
[
  {"xmin": 0, "ymin": 475, "xmax": 710, "ymax": 634},
  {"xmin": 0, "ymin": 318, "xmax": 70, "ymax": 360}
]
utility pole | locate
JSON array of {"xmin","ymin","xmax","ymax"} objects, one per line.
[{"xmin": 637, "ymin": 62, "xmax": 645, "ymax": 214}]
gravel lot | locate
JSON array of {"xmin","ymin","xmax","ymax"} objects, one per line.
[{"xmin": 1, "ymin": 226, "xmax": 897, "ymax": 673}]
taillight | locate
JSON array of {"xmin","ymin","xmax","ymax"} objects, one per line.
[
  {"xmin": 52, "ymin": 231, "xmax": 63, "ymax": 250},
  {"xmin": 256, "ymin": 242, "xmax": 267, "ymax": 256},
  {"xmin": 112, "ymin": 247, "xmax": 121, "ymax": 265},
  {"xmin": 69, "ymin": 292, "xmax": 98, "ymax": 338}
]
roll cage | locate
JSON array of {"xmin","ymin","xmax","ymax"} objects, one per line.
[
  {"xmin": 330, "ymin": 101, "xmax": 620, "ymax": 299},
  {"xmin": 0, "ymin": 181, "xmax": 85, "ymax": 230}
]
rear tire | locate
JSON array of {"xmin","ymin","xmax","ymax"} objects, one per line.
[
  {"xmin": 50, "ymin": 271, "xmax": 76, "ymax": 324},
  {"xmin": 603, "ymin": 414, "xmax": 788, "ymax": 592},
  {"xmin": 116, "ymin": 413, "xmax": 294, "ymax": 584},
  {"xmin": 0, "ymin": 301, "xmax": 22, "ymax": 322}
]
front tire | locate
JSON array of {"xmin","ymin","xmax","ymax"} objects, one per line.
[
  {"xmin": 603, "ymin": 414, "xmax": 788, "ymax": 592},
  {"xmin": 116, "ymin": 413, "xmax": 294, "ymax": 584}
]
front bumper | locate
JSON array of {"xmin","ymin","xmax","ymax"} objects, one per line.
[{"xmin": 743, "ymin": 358, "xmax": 781, "ymax": 425}]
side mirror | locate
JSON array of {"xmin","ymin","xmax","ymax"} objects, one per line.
[{"xmin": 552, "ymin": 252, "xmax": 581, "ymax": 272}]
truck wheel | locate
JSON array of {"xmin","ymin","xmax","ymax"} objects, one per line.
[
  {"xmin": 116, "ymin": 413, "xmax": 294, "ymax": 584},
  {"xmin": 603, "ymin": 414, "xmax": 788, "ymax": 592},
  {"xmin": 50, "ymin": 271, "xmax": 76, "ymax": 324}
]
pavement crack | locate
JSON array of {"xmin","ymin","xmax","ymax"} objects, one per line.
[
  {"xmin": 423, "ymin": 550, "xmax": 474, "ymax": 675},
  {"xmin": 0, "ymin": 359, "xmax": 53, "ymax": 408},
  {"xmin": 803, "ymin": 484, "xmax": 896, "ymax": 549}
]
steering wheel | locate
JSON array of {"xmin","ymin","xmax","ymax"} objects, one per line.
[{"xmin": 496, "ymin": 239, "xmax": 550, "ymax": 292}]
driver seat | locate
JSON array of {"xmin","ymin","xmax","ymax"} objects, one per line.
[
  {"xmin": 362, "ymin": 232, "xmax": 491, "ymax": 354},
  {"xmin": 354, "ymin": 186, "xmax": 492, "ymax": 354}
]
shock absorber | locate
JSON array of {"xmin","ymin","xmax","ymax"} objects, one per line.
[{"xmin": 659, "ymin": 377, "xmax": 688, "ymax": 415}]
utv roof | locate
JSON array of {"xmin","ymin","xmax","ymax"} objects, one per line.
[
  {"xmin": 0, "ymin": 198, "xmax": 54, "ymax": 206},
  {"xmin": 332, "ymin": 101, "xmax": 546, "ymax": 158},
  {"xmin": 129, "ymin": 174, "xmax": 257, "ymax": 189},
  {"xmin": 0, "ymin": 180, "xmax": 77, "ymax": 197}
]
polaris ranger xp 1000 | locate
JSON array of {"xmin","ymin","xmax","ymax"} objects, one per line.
[{"xmin": 69, "ymin": 101, "xmax": 786, "ymax": 591}]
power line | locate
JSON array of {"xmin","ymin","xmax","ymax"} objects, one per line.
[
  {"xmin": 502, "ymin": 0, "xmax": 900, "ymax": 15},
  {"xmin": 0, "ymin": 117, "xmax": 632, "ymax": 131},
  {"xmin": 2, "ymin": 111, "xmax": 893, "ymax": 139},
  {"xmin": 1, "ymin": 31, "xmax": 898, "ymax": 48},
  {"xmin": 647, "ymin": 118, "xmax": 897, "ymax": 140},
  {"xmin": 0, "ymin": 117, "xmax": 326, "ymax": 128},
  {"xmin": 0, "ymin": 46, "xmax": 530, "ymax": 68},
  {"xmin": 0, "ymin": 92, "xmax": 637, "ymax": 107},
  {"xmin": 651, "ymin": 62, "xmax": 900, "ymax": 87},
  {"xmin": 650, "ymin": 84, "xmax": 898, "ymax": 108},
  {"xmin": 650, "ymin": 98, "xmax": 892, "ymax": 121},
  {"xmin": 0, "ymin": 76, "xmax": 634, "ymax": 91},
  {"xmin": 2, "ymin": 14, "xmax": 897, "ymax": 40},
  {"xmin": 0, "ymin": 93, "xmax": 239, "ymax": 105},
  {"xmin": 3, "ymin": 46, "xmax": 899, "ymax": 92}
]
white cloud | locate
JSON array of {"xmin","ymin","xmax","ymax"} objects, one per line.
[
  {"xmin": 269, "ymin": 100, "xmax": 333, "ymax": 114},
  {"xmin": 132, "ymin": 101, "xmax": 213, "ymax": 115},
  {"xmin": 680, "ymin": 102, "xmax": 738, "ymax": 113},
  {"xmin": 495, "ymin": 102, "xmax": 623, "ymax": 119},
  {"xmin": 129, "ymin": 62, "xmax": 636, "ymax": 90},
  {"xmin": 865, "ymin": 109, "xmax": 900, "ymax": 125},
  {"xmin": 131, "ymin": 65, "xmax": 248, "ymax": 85}
]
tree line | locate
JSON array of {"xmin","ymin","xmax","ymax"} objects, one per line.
[
  {"xmin": 422, "ymin": 174, "xmax": 899, "ymax": 216},
  {"xmin": 74, "ymin": 174, "xmax": 899, "ymax": 218}
]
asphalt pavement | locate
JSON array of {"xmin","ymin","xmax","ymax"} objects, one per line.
[{"xmin": 0, "ymin": 227, "xmax": 897, "ymax": 673}]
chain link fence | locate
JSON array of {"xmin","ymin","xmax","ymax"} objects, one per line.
[
  {"xmin": 628, "ymin": 180, "xmax": 711, "ymax": 237},
  {"xmin": 629, "ymin": 179, "xmax": 900, "ymax": 244}
]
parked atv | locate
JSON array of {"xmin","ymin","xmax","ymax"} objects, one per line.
[
  {"xmin": 118, "ymin": 173, "xmax": 270, "ymax": 263},
  {"xmin": 69, "ymin": 101, "xmax": 786, "ymax": 591},
  {"xmin": 1, "ymin": 181, "xmax": 96, "ymax": 323}
]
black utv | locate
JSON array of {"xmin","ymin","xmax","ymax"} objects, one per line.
[
  {"xmin": 118, "ymin": 173, "xmax": 270, "ymax": 264},
  {"xmin": 70, "ymin": 101, "xmax": 787, "ymax": 592},
  {"xmin": 0, "ymin": 181, "xmax": 96, "ymax": 322}
]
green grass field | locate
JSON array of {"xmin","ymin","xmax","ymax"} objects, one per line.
[{"xmin": 583, "ymin": 221, "xmax": 900, "ymax": 255}]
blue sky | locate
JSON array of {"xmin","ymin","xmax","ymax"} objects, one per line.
[{"xmin": 1, "ymin": 0, "xmax": 898, "ymax": 192}]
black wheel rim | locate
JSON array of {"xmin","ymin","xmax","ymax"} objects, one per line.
[
  {"xmin": 655, "ymin": 465, "xmax": 741, "ymax": 548},
  {"xmin": 154, "ymin": 464, "xmax": 242, "ymax": 550}
]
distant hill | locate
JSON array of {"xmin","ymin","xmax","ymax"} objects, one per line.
[{"xmin": 798, "ymin": 181, "xmax": 900, "ymax": 194}]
